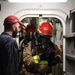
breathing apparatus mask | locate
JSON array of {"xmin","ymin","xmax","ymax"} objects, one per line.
[{"xmin": 38, "ymin": 35, "xmax": 50, "ymax": 51}]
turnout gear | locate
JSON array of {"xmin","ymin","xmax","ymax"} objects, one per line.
[
  {"xmin": 22, "ymin": 41, "xmax": 61, "ymax": 75},
  {"xmin": 23, "ymin": 42, "xmax": 51, "ymax": 74},
  {"xmin": 21, "ymin": 22, "xmax": 61, "ymax": 75}
]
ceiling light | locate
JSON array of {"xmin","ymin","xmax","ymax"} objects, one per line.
[{"xmin": 8, "ymin": 0, "xmax": 67, "ymax": 3}]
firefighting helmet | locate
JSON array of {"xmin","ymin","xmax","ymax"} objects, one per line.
[
  {"xmin": 38, "ymin": 22, "xmax": 53, "ymax": 36},
  {"xmin": 25, "ymin": 24, "xmax": 36, "ymax": 34},
  {"xmin": 19, "ymin": 25, "xmax": 25, "ymax": 31}
]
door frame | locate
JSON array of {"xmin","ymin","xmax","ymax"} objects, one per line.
[{"xmin": 15, "ymin": 9, "xmax": 67, "ymax": 72}]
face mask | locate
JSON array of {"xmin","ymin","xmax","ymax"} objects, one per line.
[
  {"xmin": 38, "ymin": 35, "xmax": 50, "ymax": 51},
  {"xmin": 12, "ymin": 28, "xmax": 18, "ymax": 38}
]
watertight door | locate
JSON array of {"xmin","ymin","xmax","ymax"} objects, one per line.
[{"xmin": 64, "ymin": 8, "xmax": 75, "ymax": 75}]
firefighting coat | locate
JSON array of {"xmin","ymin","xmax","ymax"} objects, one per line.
[{"xmin": 23, "ymin": 40, "xmax": 61, "ymax": 74}]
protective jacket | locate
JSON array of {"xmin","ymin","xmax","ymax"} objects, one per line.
[{"xmin": 22, "ymin": 40, "xmax": 61, "ymax": 75}]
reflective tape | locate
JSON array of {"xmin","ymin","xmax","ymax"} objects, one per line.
[{"xmin": 39, "ymin": 60, "xmax": 48, "ymax": 64}]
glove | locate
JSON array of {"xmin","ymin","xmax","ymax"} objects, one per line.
[
  {"xmin": 39, "ymin": 52, "xmax": 47, "ymax": 60},
  {"xmin": 39, "ymin": 50, "xmax": 55, "ymax": 61},
  {"xmin": 48, "ymin": 55, "xmax": 61, "ymax": 66},
  {"xmin": 46, "ymin": 50, "xmax": 55, "ymax": 60},
  {"xmin": 33, "ymin": 55, "xmax": 40, "ymax": 64}
]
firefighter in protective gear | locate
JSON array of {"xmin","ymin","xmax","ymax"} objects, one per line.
[
  {"xmin": 22, "ymin": 22, "xmax": 61, "ymax": 75},
  {"xmin": 37, "ymin": 22, "xmax": 61, "ymax": 66}
]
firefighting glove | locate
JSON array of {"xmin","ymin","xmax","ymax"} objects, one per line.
[
  {"xmin": 33, "ymin": 55, "xmax": 40, "ymax": 64},
  {"xmin": 39, "ymin": 50, "xmax": 55, "ymax": 60},
  {"xmin": 46, "ymin": 50, "xmax": 55, "ymax": 60},
  {"xmin": 48, "ymin": 55, "xmax": 61, "ymax": 66},
  {"xmin": 39, "ymin": 52, "xmax": 47, "ymax": 60}
]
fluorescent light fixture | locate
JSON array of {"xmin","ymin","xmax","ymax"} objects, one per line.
[{"xmin": 8, "ymin": 0, "xmax": 67, "ymax": 3}]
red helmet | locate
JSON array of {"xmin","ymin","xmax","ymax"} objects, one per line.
[
  {"xmin": 38, "ymin": 22, "xmax": 53, "ymax": 35},
  {"xmin": 19, "ymin": 25, "xmax": 25, "ymax": 31},
  {"xmin": 25, "ymin": 24, "xmax": 36, "ymax": 34}
]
